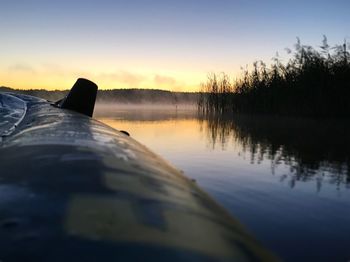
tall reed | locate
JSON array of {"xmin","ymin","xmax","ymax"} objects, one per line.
[{"xmin": 198, "ymin": 37, "xmax": 350, "ymax": 117}]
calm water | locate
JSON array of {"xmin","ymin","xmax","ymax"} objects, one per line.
[{"xmin": 95, "ymin": 106, "xmax": 350, "ymax": 262}]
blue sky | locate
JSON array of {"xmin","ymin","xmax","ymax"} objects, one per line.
[{"xmin": 1, "ymin": 0, "xmax": 349, "ymax": 90}]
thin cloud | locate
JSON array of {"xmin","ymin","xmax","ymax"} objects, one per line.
[
  {"xmin": 154, "ymin": 75, "xmax": 177, "ymax": 86},
  {"xmin": 98, "ymin": 71, "xmax": 146, "ymax": 88},
  {"xmin": 153, "ymin": 74, "xmax": 184, "ymax": 91},
  {"xmin": 8, "ymin": 64, "xmax": 36, "ymax": 74}
]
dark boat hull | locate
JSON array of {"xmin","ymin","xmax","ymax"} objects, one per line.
[{"xmin": 0, "ymin": 93, "xmax": 276, "ymax": 261}]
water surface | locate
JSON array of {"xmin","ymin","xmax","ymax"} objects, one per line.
[{"xmin": 95, "ymin": 106, "xmax": 350, "ymax": 262}]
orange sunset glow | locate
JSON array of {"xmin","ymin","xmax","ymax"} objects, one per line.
[
  {"xmin": 2, "ymin": 1, "xmax": 348, "ymax": 92},
  {"xmin": 0, "ymin": 66, "xmax": 204, "ymax": 91}
]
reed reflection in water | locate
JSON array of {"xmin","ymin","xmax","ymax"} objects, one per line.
[
  {"xmin": 96, "ymin": 106, "xmax": 350, "ymax": 262},
  {"xmin": 200, "ymin": 114, "xmax": 350, "ymax": 191}
]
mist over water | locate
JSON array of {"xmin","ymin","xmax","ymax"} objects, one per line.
[{"xmin": 96, "ymin": 105, "xmax": 350, "ymax": 262}]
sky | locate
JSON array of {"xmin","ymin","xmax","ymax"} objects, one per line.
[{"xmin": 0, "ymin": 0, "xmax": 349, "ymax": 91}]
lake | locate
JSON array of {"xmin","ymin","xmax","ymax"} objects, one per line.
[{"xmin": 95, "ymin": 105, "xmax": 350, "ymax": 262}]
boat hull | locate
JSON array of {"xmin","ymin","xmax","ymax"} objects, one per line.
[{"xmin": 0, "ymin": 93, "xmax": 276, "ymax": 261}]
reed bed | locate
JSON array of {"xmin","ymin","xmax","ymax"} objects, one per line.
[{"xmin": 198, "ymin": 37, "xmax": 350, "ymax": 117}]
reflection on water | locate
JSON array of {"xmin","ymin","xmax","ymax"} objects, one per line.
[
  {"xmin": 96, "ymin": 106, "xmax": 350, "ymax": 262},
  {"xmin": 200, "ymin": 114, "xmax": 350, "ymax": 191}
]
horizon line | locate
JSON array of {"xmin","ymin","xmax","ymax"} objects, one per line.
[{"xmin": 0, "ymin": 85, "xmax": 200, "ymax": 93}]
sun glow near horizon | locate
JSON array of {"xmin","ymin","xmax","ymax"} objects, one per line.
[
  {"xmin": 0, "ymin": 65, "xmax": 207, "ymax": 92},
  {"xmin": 1, "ymin": 0, "xmax": 349, "ymax": 92}
]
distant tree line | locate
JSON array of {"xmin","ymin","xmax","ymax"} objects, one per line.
[
  {"xmin": 0, "ymin": 87, "xmax": 198, "ymax": 105},
  {"xmin": 198, "ymin": 37, "xmax": 350, "ymax": 117},
  {"xmin": 97, "ymin": 89, "xmax": 197, "ymax": 104}
]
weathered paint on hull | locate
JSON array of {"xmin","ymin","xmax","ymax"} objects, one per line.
[{"xmin": 0, "ymin": 93, "xmax": 277, "ymax": 261}]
